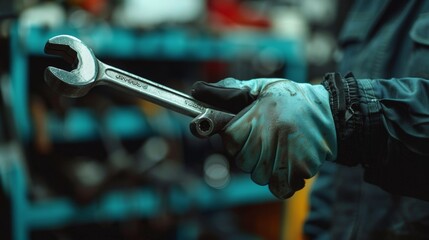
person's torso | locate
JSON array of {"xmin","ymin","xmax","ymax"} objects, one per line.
[{"xmin": 332, "ymin": 0, "xmax": 429, "ymax": 239}]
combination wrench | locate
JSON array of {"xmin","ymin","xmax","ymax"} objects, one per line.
[{"xmin": 43, "ymin": 35, "xmax": 235, "ymax": 138}]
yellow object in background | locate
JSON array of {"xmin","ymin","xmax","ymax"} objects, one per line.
[
  {"xmin": 282, "ymin": 177, "xmax": 315, "ymax": 240},
  {"xmin": 137, "ymin": 99, "xmax": 165, "ymax": 117}
]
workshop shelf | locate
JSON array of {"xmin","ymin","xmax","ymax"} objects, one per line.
[
  {"xmin": 4, "ymin": 22, "xmax": 306, "ymax": 240},
  {"xmin": 2, "ymin": 143, "xmax": 275, "ymax": 239}
]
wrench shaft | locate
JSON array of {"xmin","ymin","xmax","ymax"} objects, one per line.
[
  {"xmin": 101, "ymin": 63, "xmax": 206, "ymax": 117},
  {"xmin": 99, "ymin": 62, "xmax": 236, "ymax": 137}
]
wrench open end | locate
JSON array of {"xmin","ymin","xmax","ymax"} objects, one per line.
[
  {"xmin": 44, "ymin": 66, "xmax": 90, "ymax": 98},
  {"xmin": 44, "ymin": 35, "xmax": 99, "ymax": 98}
]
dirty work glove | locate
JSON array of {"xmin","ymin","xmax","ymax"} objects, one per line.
[{"xmin": 191, "ymin": 78, "xmax": 337, "ymax": 199}]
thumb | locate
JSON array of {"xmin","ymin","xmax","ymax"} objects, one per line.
[{"xmin": 191, "ymin": 78, "xmax": 256, "ymax": 114}]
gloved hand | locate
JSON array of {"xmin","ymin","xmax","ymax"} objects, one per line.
[{"xmin": 191, "ymin": 78, "xmax": 337, "ymax": 199}]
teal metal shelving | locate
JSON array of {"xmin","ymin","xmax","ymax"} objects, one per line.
[
  {"xmin": 4, "ymin": 22, "xmax": 306, "ymax": 240},
  {"xmin": 3, "ymin": 143, "xmax": 275, "ymax": 240},
  {"xmin": 11, "ymin": 23, "xmax": 306, "ymax": 141}
]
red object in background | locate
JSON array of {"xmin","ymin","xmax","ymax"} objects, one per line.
[
  {"xmin": 69, "ymin": 0, "xmax": 107, "ymax": 16},
  {"xmin": 207, "ymin": 0, "xmax": 271, "ymax": 31}
]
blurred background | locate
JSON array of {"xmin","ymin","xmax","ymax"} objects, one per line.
[{"xmin": 0, "ymin": 0, "xmax": 350, "ymax": 239}]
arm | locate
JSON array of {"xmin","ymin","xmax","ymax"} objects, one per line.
[
  {"xmin": 326, "ymin": 73, "xmax": 429, "ymax": 200},
  {"xmin": 191, "ymin": 74, "xmax": 429, "ymax": 201}
]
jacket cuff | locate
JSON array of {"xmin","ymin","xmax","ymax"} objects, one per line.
[
  {"xmin": 356, "ymin": 79, "xmax": 386, "ymax": 170},
  {"xmin": 322, "ymin": 72, "xmax": 363, "ymax": 166}
]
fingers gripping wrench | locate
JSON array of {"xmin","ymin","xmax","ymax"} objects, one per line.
[{"xmin": 43, "ymin": 35, "xmax": 234, "ymax": 138}]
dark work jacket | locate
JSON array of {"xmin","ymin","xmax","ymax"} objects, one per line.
[{"xmin": 304, "ymin": 1, "xmax": 429, "ymax": 239}]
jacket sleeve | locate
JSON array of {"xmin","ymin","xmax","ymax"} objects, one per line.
[
  {"xmin": 356, "ymin": 77, "xmax": 429, "ymax": 201},
  {"xmin": 322, "ymin": 73, "xmax": 429, "ymax": 201}
]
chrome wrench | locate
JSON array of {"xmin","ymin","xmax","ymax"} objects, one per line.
[{"xmin": 43, "ymin": 35, "xmax": 235, "ymax": 137}]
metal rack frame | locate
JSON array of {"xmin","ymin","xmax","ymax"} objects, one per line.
[{"xmin": 4, "ymin": 22, "xmax": 306, "ymax": 240}]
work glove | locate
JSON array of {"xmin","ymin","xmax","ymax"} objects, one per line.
[{"xmin": 191, "ymin": 78, "xmax": 337, "ymax": 199}]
